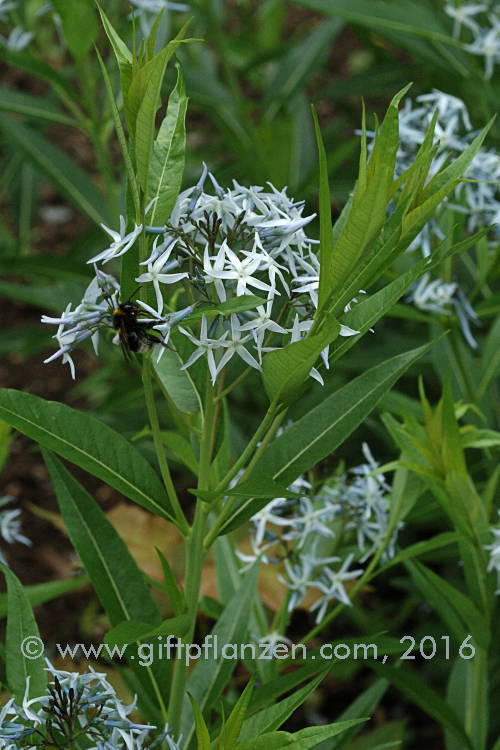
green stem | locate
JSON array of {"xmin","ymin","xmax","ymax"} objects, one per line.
[
  {"xmin": 204, "ymin": 410, "xmax": 286, "ymax": 548},
  {"xmin": 167, "ymin": 377, "xmax": 216, "ymax": 735},
  {"xmin": 142, "ymin": 359, "xmax": 189, "ymax": 536},
  {"xmin": 449, "ymin": 326, "xmax": 476, "ymax": 402}
]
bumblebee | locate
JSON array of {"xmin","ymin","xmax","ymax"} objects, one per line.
[{"xmin": 112, "ymin": 301, "xmax": 163, "ymax": 359}]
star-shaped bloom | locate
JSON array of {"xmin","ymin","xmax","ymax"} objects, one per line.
[
  {"xmin": 179, "ymin": 315, "xmax": 227, "ymax": 384},
  {"xmin": 88, "ymin": 216, "xmax": 143, "ymax": 264},
  {"xmin": 203, "ymin": 241, "xmax": 228, "ymax": 302},
  {"xmin": 444, "ymin": 3, "xmax": 487, "ymax": 38},
  {"xmin": 465, "ymin": 17, "xmax": 500, "ymax": 79},
  {"xmin": 209, "ymin": 245, "xmax": 276, "ymax": 297},
  {"xmin": 309, "ymin": 554, "xmax": 363, "ymax": 621},
  {"xmin": 215, "ymin": 314, "xmax": 261, "ymax": 377},
  {"xmin": 135, "ymin": 238, "xmax": 187, "ymax": 314},
  {"xmin": 239, "ymin": 299, "xmax": 288, "ymax": 362}
]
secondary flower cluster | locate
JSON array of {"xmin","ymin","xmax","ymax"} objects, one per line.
[
  {"xmin": 485, "ymin": 514, "xmax": 500, "ymax": 594},
  {"xmin": 406, "ymin": 273, "xmax": 480, "ymax": 348},
  {"xmin": 237, "ymin": 443, "xmax": 400, "ymax": 624},
  {"xmin": 445, "ymin": 1, "xmax": 500, "ymax": 78},
  {"xmin": 0, "ymin": 663, "xmax": 182, "ymax": 749},
  {"xmin": 366, "ymin": 90, "xmax": 493, "ymax": 348},
  {"xmin": 0, "ymin": 495, "xmax": 31, "ymax": 564},
  {"xmin": 393, "ymin": 90, "xmax": 500, "ymax": 248},
  {"xmin": 42, "ymin": 167, "xmax": 359, "ymax": 381}
]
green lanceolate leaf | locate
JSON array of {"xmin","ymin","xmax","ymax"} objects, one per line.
[
  {"xmin": 127, "ymin": 22, "xmax": 193, "ymax": 187},
  {"xmin": 154, "ymin": 347, "xmax": 202, "ymax": 414},
  {"xmin": 0, "ymin": 389, "xmax": 175, "ymax": 521},
  {"xmin": 262, "ymin": 311, "xmax": 341, "ymax": 408},
  {"xmin": 312, "ymin": 105, "xmax": 334, "ymax": 310},
  {"xmin": 406, "ymin": 560, "xmax": 489, "ymax": 649},
  {"xmin": 52, "ymin": 0, "xmax": 97, "ymax": 61},
  {"xmin": 236, "ymin": 719, "xmax": 368, "ymax": 750},
  {"xmin": 239, "ymin": 672, "xmax": 326, "ymax": 741},
  {"xmin": 0, "ymin": 118, "xmax": 109, "ymax": 225},
  {"xmin": 0, "ymin": 89, "xmax": 77, "ymax": 126},
  {"xmin": 180, "ymin": 563, "xmax": 260, "ymax": 749},
  {"xmin": 293, "ymin": 0, "xmax": 460, "ymax": 46},
  {"xmin": 44, "ymin": 452, "xmax": 161, "ymax": 627},
  {"xmin": 97, "ymin": 5, "xmax": 133, "ymax": 104},
  {"xmin": 1, "ymin": 563, "xmax": 47, "ymax": 701},
  {"xmin": 214, "ymin": 677, "xmax": 255, "ymax": 749},
  {"xmin": 328, "ymin": 226, "xmax": 490, "ymax": 364},
  {"xmin": 96, "ymin": 48, "xmax": 140, "ymax": 219},
  {"xmin": 368, "ymin": 662, "xmax": 472, "ymax": 748},
  {"xmin": 323, "ymin": 86, "xmax": 410, "ymax": 312},
  {"xmin": 155, "ymin": 547, "xmax": 186, "ymax": 615},
  {"xmin": 189, "ymin": 694, "xmax": 211, "ymax": 750},
  {"xmin": 43, "ymin": 452, "xmax": 170, "ymax": 720},
  {"xmin": 222, "ymin": 341, "xmax": 432, "ymax": 533},
  {"xmin": 0, "ymin": 576, "xmax": 90, "ymax": 619},
  {"xmin": 184, "ymin": 295, "xmax": 264, "ymax": 323},
  {"xmin": 147, "ymin": 62, "xmax": 188, "ymax": 226}
]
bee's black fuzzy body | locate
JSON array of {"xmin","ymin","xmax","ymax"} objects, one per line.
[{"xmin": 112, "ymin": 302, "xmax": 161, "ymax": 357}]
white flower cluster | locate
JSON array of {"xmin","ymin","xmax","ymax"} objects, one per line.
[
  {"xmin": 393, "ymin": 90, "xmax": 500, "ymax": 247},
  {"xmin": 128, "ymin": 0, "xmax": 189, "ymax": 37},
  {"xmin": 0, "ymin": 663, "xmax": 182, "ymax": 749},
  {"xmin": 407, "ymin": 272, "xmax": 480, "ymax": 348},
  {"xmin": 0, "ymin": 0, "xmax": 33, "ymax": 49},
  {"xmin": 237, "ymin": 443, "xmax": 400, "ymax": 624},
  {"xmin": 42, "ymin": 167, "xmax": 359, "ymax": 381},
  {"xmin": 485, "ymin": 514, "xmax": 500, "ymax": 594},
  {"xmin": 445, "ymin": 1, "xmax": 500, "ymax": 78},
  {"xmin": 0, "ymin": 495, "xmax": 31, "ymax": 565},
  {"xmin": 365, "ymin": 90, "xmax": 493, "ymax": 348}
]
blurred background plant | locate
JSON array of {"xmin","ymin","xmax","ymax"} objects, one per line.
[{"xmin": 0, "ymin": 1, "xmax": 499, "ymax": 749}]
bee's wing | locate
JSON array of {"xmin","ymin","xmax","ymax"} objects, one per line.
[{"xmin": 117, "ymin": 327, "xmax": 133, "ymax": 361}]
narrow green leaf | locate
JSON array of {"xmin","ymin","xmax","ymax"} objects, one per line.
[
  {"xmin": 237, "ymin": 347, "xmax": 431, "ymax": 532},
  {"xmin": 184, "ymin": 295, "xmax": 264, "ymax": 323},
  {"xmin": 147, "ymin": 62, "xmax": 188, "ymax": 225},
  {"xmin": 96, "ymin": 47, "xmax": 141, "ymax": 219},
  {"xmin": 0, "ymin": 389, "xmax": 175, "ymax": 521},
  {"xmin": 239, "ymin": 672, "xmax": 326, "ymax": 741},
  {"xmin": 3, "ymin": 49, "xmax": 78, "ymax": 98},
  {"xmin": 406, "ymin": 560, "xmax": 489, "ymax": 648},
  {"xmin": 1, "ymin": 564, "xmax": 47, "ymax": 701},
  {"xmin": 0, "ymin": 117, "xmax": 108, "ymax": 225},
  {"xmin": 97, "ymin": 4, "xmax": 133, "ymax": 103},
  {"xmin": 44, "ymin": 452, "xmax": 161, "ymax": 627},
  {"xmin": 155, "ymin": 546, "xmax": 186, "ymax": 616},
  {"xmin": 43, "ymin": 452, "xmax": 170, "ymax": 716},
  {"xmin": 376, "ymin": 532, "xmax": 458, "ymax": 577},
  {"xmin": 0, "ymin": 575, "xmax": 90, "ymax": 619},
  {"xmin": 215, "ymin": 677, "xmax": 255, "ymax": 749},
  {"xmin": 180, "ymin": 563, "xmax": 260, "ymax": 748},
  {"xmin": 160, "ymin": 431, "xmax": 198, "ymax": 474},
  {"xmin": 223, "ymin": 342, "xmax": 432, "ymax": 532},
  {"xmin": 153, "ymin": 346, "xmax": 202, "ymax": 414},
  {"xmin": 263, "ymin": 312, "xmax": 341, "ymax": 408},
  {"xmin": 52, "ymin": 0, "xmax": 97, "ymax": 61},
  {"xmin": 130, "ymin": 23, "xmax": 192, "ymax": 188},
  {"xmin": 189, "ymin": 694, "xmax": 211, "ymax": 750},
  {"xmin": 237, "ymin": 719, "xmax": 367, "ymax": 750},
  {"xmin": 312, "ymin": 105, "xmax": 333, "ymax": 310},
  {"xmin": 0, "ymin": 89, "xmax": 77, "ymax": 125},
  {"xmin": 105, "ymin": 614, "xmax": 190, "ymax": 645},
  {"xmin": 368, "ymin": 662, "xmax": 472, "ymax": 748},
  {"xmin": 292, "ymin": 0, "xmax": 463, "ymax": 46}
]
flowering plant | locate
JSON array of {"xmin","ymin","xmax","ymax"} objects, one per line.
[{"xmin": 1, "ymin": 4, "xmax": 500, "ymax": 750}]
